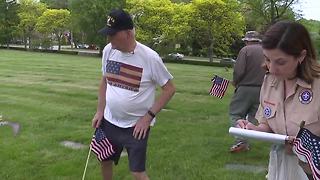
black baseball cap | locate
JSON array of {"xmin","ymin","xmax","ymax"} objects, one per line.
[{"xmin": 98, "ymin": 9, "xmax": 134, "ymax": 36}]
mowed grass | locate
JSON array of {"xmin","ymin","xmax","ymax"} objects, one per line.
[{"xmin": 0, "ymin": 49, "xmax": 270, "ymax": 180}]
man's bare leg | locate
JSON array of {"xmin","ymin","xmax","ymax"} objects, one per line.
[
  {"xmin": 101, "ymin": 161, "xmax": 113, "ymax": 180},
  {"xmin": 131, "ymin": 171, "xmax": 149, "ymax": 180}
]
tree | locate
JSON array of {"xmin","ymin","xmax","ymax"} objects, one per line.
[
  {"xmin": 17, "ymin": 0, "xmax": 47, "ymax": 49},
  {"xmin": 69, "ymin": 0, "xmax": 125, "ymax": 51},
  {"xmin": 0, "ymin": 0, "xmax": 19, "ymax": 48},
  {"xmin": 171, "ymin": 0, "xmax": 192, "ymax": 3},
  {"xmin": 191, "ymin": 0, "xmax": 245, "ymax": 61},
  {"xmin": 239, "ymin": 0, "xmax": 298, "ymax": 31},
  {"xmin": 126, "ymin": 0, "xmax": 192, "ymax": 54},
  {"xmin": 299, "ymin": 19, "xmax": 320, "ymax": 57},
  {"xmin": 40, "ymin": 0, "xmax": 68, "ymax": 9},
  {"xmin": 36, "ymin": 9, "xmax": 71, "ymax": 50}
]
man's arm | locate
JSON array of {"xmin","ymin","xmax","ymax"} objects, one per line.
[
  {"xmin": 92, "ymin": 76, "xmax": 107, "ymax": 128},
  {"xmin": 233, "ymin": 49, "xmax": 247, "ymax": 86},
  {"xmin": 149, "ymin": 80, "xmax": 175, "ymax": 115},
  {"xmin": 133, "ymin": 80, "xmax": 176, "ymax": 139}
]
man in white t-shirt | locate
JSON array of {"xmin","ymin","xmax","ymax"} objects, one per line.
[{"xmin": 91, "ymin": 9, "xmax": 175, "ymax": 180}]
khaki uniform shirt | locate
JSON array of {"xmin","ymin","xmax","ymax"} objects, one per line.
[{"xmin": 256, "ymin": 74, "xmax": 320, "ymax": 136}]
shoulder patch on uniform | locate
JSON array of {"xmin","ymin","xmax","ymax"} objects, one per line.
[
  {"xmin": 299, "ymin": 89, "xmax": 312, "ymax": 104},
  {"xmin": 264, "ymin": 106, "xmax": 272, "ymax": 118}
]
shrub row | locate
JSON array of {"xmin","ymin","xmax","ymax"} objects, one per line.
[
  {"xmin": 0, "ymin": 46, "xmax": 232, "ymax": 67},
  {"xmin": 162, "ymin": 58, "xmax": 233, "ymax": 67},
  {"xmin": 0, "ymin": 46, "xmax": 79, "ymax": 55}
]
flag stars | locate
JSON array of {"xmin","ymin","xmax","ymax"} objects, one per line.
[
  {"xmin": 106, "ymin": 60, "xmax": 121, "ymax": 74},
  {"xmin": 96, "ymin": 128, "xmax": 106, "ymax": 142},
  {"xmin": 293, "ymin": 128, "xmax": 320, "ymax": 173}
]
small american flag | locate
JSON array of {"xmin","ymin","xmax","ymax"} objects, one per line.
[
  {"xmin": 293, "ymin": 128, "xmax": 320, "ymax": 180},
  {"xmin": 106, "ymin": 60, "xmax": 143, "ymax": 92},
  {"xmin": 209, "ymin": 75, "xmax": 229, "ymax": 98},
  {"xmin": 90, "ymin": 127, "xmax": 115, "ymax": 161}
]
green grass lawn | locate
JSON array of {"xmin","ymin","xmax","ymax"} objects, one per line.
[{"xmin": 0, "ymin": 50, "xmax": 270, "ymax": 180}]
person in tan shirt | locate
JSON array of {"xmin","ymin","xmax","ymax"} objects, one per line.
[{"xmin": 237, "ymin": 21, "xmax": 320, "ymax": 180}]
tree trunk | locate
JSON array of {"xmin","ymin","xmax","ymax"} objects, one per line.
[
  {"xmin": 24, "ymin": 36, "xmax": 27, "ymax": 49},
  {"xmin": 208, "ymin": 26, "xmax": 214, "ymax": 62},
  {"xmin": 208, "ymin": 41, "xmax": 214, "ymax": 63},
  {"xmin": 28, "ymin": 36, "xmax": 31, "ymax": 49},
  {"xmin": 70, "ymin": 31, "xmax": 74, "ymax": 49},
  {"xmin": 57, "ymin": 34, "xmax": 61, "ymax": 51},
  {"xmin": 270, "ymin": 0, "xmax": 275, "ymax": 24}
]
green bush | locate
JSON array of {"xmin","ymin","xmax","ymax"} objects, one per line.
[
  {"xmin": 41, "ymin": 38, "xmax": 53, "ymax": 50},
  {"xmin": 163, "ymin": 57, "xmax": 233, "ymax": 67}
]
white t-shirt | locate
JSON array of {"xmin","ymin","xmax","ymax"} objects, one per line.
[{"xmin": 101, "ymin": 42, "xmax": 173, "ymax": 128}]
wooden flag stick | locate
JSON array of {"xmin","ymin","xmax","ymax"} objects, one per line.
[
  {"xmin": 82, "ymin": 130, "xmax": 95, "ymax": 180},
  {"xmin": 82, "ymin": 144, "xmax": 92, "ymax": 180},
  {"xmin": 299, "ymin": 121, "xmax": 305, "ymax": 129}
]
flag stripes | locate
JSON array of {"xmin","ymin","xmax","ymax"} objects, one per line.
[
  {"xmin": 90, "ymin": 127, "xmax": 115, "ymax": 161},
  {"xmin": 293, "ymin": 128, "xmax": 320, "ymax": 180},
  {"xmin": 209, "ymin": 75, "xmax": 229, "ymax": 98}
]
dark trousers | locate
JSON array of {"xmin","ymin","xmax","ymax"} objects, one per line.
[{"xmin": 229, "ymin": 86, "xmax": 261, "ymax": 142}]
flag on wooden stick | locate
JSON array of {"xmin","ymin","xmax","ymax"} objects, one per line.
[
  {"xmin": 90, "ymin": 127, "xmax": 115, "ymax": 161},
  {"xmin": 209, "ymin": 75, "xmax": 229, "ymax": 98},
  {"xmin": 293, "ymin": 128, "xmax": 320, "ymax": 180}
]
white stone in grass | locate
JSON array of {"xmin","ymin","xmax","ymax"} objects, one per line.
[
  {"xmin": 225, "ymin": 163, "xmax": 266, "ymax": 173},
  {"xmin": 161, "ymin": 108, "xmax": 172, "ymax": 112},
  {"xmin": 0, "ymin": 120, "xmax": 21, "ymax": 136},
  {"xmin": 60, "ymin": 141, "xmax": 86, "ymax": 150}
]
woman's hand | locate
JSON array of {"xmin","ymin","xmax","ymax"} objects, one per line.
[
  {"xmin": 284, "ymin": 136, "xmax": 295, "ymax": 155},
  {"xmin": 236, "ymin": 119, "xmax": 248, "ymax": 128},
  {"xmin": 236, "ymin": 119, "xmax": 258, "ymax": 130}
]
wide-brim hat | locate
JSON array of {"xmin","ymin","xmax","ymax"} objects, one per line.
[{"xmin": 242, "ymin": 31, "xmax": 261, "ymax": 42}]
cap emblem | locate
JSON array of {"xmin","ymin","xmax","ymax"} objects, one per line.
[{"xmin": 107, "ymin": 16, "xmax": 115, "ymax": 27}]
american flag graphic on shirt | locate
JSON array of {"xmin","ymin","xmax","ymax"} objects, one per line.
[{"xmin": 106, "ymin": 60, "xmax": 143, "ymax": 92}]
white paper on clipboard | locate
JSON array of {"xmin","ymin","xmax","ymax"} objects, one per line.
[{"xmin": 229, "ymin": 127, "xmax": 288, "ymax": 144}]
